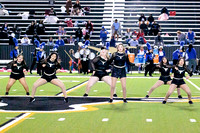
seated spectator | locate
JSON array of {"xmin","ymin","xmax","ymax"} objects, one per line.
[
  {"xmin": 83, "ymin": 6, "xmax": 90, "ymax": 15},
  {"xmin": 158, "ymin": 46, "xmax": 165, "ymax": 62},
  {"xmin": 149, "ymin": 21, "xmax": 160, "ymax": 36},
  {"xmin": 11, "ymin": 24, "xmax": 21, "ymax": 39},
  {"xmin": 84, "ymin": 32, "xmax": 90, "ymax": 41},
  {"xmin": 186, "ymin": 44, "xmax": 197, "ymax": 73},
  {"xmin": 137, "ymin": 29, "xmax": 147, "ymax": 44},
  {"xmin": 154, "ymin": 32, "xmax": 164, "ymax": 46},
  {"xmin": 128, "ymin": 36, "xmax": 138, "ymax": 47},
  {"xmin": 56, "ymin": 26, "xmax": 66, "ymax": 35},
  {"xmin": 100, "ymin": 26, "xmax": 109, "ymax": 46},
  {"xmin": 140, "ymin": 21, "xmax": 148, "ymax": 36},
  {"xmin": 138, "ymin": 14, "xmax": 146, "ymax": 22},
  {"xmin": 73, "ymin": 0, "xmax": 81, "ymax": 15},
  {"xmin": 85, "ymin": 20, "xmax": 93, "ymax": 35},
  {"xmin": 111, "ymin": 19, "xmax": 121, "ymax": 40},
  {"xmin": 75, "ymin": 27, "xmax": 83, "ymax": 42},
  {"xmin": 187, "ymin": 29, "xmax": 196, "ymax": 44},
  {"xmin": 65, "ymin": 18, "xmax": 73, "ymax": 27},
  {"xmin": 158, "ymin": 7, "xmax": 169, "ymax": 21},
  {"xmin": 67, "ymin": 35, "xmax": 75, "ymax": 44},
  {"xmin": 47, "ymin": 37, "xmax": 54, "ymax": 46},
  {"xmin": 161, "ymin": 7, "xmax": 169, "ymax": 16},
  {"xmin": 37, "ymin": 20, "xmax": 45, "ymax": 35},
  {"xmin": 147, "ymin": 14, "xmax": 154, "ymax": 27},
  {"xmin": 66, "ymin": 0, "xmax": 72, "ymax": 15},
  {"xmin": 132, "ymin": 30, "xmax": 137, "ymax": 36},
  {"xmin": 49, "ymin": 7, "xmax": 56, "ymax": 16},
  {"xmin": 26, "ymin": 21, "xmax": 36, "ymax": 35},
  {"xmin": 1, "ymin": 22, "xmax": 9, "ymax": 33},
  {"xmin": 0, "ymin": 3, "xmax": 9, "ymax": 15},
  {"xmin": 21, "ymin": 34, "xmax": 30, "ymax": 45},
  {"xmin": 124, "ymin": 28, "xmax": 132, "ymax": 44},
  {"xmin": 177, "ymin": 30, "xmax": 186, "ymax": 44},
  {"xmin": 55, "ymin": 36, "xmax": 65, "ymax": 46},
  {"xmin": 32, "ymin": 33, "xmax": 40, "ymax": 45}
]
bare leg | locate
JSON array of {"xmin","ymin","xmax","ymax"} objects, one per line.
[
  {"xmin": 6, "ymin": 78, "xmax": 16, "ymax": 93},
  {"xmin": 177, "ymin": 88, "xmax": 181, "ymax": 96},
  {"xmin": 147, "ymin": 80, "xmax": 164, "ymax": 96},
  {"xmin": 120, "ymin": 77, "xmax": 127, "ymax": 99},
  {"xmin": 85, "ymin": 76, "xmax": 99, "ymax": 94},
  {"xmin": 51, "ymin": 79, "xmax": 67, "ymax": 98},
  {"xmin": 102, "ymin": 76, "xmax": 116, "ymax": 94},
  {"xmin": 180, "ymin": 84, "xmax": 192, "ymax": 101},
  {"xmin": 110, "ymin": 77, "xmax": 118, "ymax": 99},
  {"xmin": 164, "ymin": 84, "xmax": 177, "ymax": 101},
  {"xmin": 19, "ymin": 78, "xmax": 29, "ymax": 93},
  {"xmin": 31, "ymin": 78, "xmax": 47, "ymax": 98}
]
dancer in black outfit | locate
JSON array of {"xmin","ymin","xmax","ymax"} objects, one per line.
[
  {"xmin": 5, "ymin": 54, "xmax": 30, "ymax": 95},
  {"xmin": 83, "ymin": 47, "xmax": 117, "ymax": 97},
  {"xmin": 163, "ymin": 57, "xmax": 193, "ymax": 104},
  {"xmin": 30, "ymin": 52, "xmax": 68, "ymax": 102},
  {"xmin": 109, "ymin": 44, "xmax": 132, "ymax": 103},
  {"xmin": 146, "ymin": 57, "xmax": 182, "ymax": 98}
]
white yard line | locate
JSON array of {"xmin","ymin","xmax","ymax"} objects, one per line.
[{"xmin": 187, "ymin": 79, "xmax": 200, "ymax": 91}]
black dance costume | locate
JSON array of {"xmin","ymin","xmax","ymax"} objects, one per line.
[
  {"xmin": 171, "ymin": 66, "xmax": 193, "ymax": 88},
  {"xmin": 158, "ymin": 65, "xmax": 172, "ymax": 84},
  {"xmin": 41, "ymin": 59, "xmax": 61, "ymax": 82},
  {"xmin": 109, "ymin": 52, "xmax": 131, "ymax": 79},
  {"xmin": 10, "ymin": 61, "xmax": 28, "ymax": 80},
  {"xmin": 91, "ymin": 56, "xmax": 110, "ymax": 81}
]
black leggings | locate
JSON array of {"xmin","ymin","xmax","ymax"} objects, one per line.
[{"xmin": 145, "ymin": 63, "xmax": 156, "ymax": 76}]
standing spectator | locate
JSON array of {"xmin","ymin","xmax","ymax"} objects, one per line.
[
  {"xmin": 140, "ymin": 21, "xmax": 148, "ymax": 36},
  {"xmin": 154, "ymin": 32, "xmax": 164, "ymax": 46},
  {"xmin": 187, "ymin": 29, "xmax": 196, "ymax": 44},
  {"xmin": 36, "ymin": 20, "xmax": 45, "ymax": 35},
  {"xmin": 148, "ymin": 14, "xmax": 154, "ymax": 27},
  {"xmin": 138, "ymin": 14, "xmax": 146, "ymax": 22},
  {"xmin": 161, "ymin": 7, "xmax": 169, "ymax": 16},
  {"xmin": 10, "ymin": 45, "xmax": 20, "ymax": 60},
  {"xmin": 36, "ymin": 43, "xmax": 46, "ymax": 75},
  {"xmin": 47, "ymin": 37, "xmax": 54, "ymax": 46},
  {"xmin": 73, "ymin": 0, "xmax": 81, "ymax": 15},
  {"xmin": 150, "ymin": 21, "xmax": 160, "ymax": 36},
  {"xmin": 85, "ymin": 20, "xmax": 93, "ymax": 35},
  {"xmin": 66, "ymin": 0, "xmax": 72, "ymax": 15},
  {"xmin": 124, "ymin": 28, "xmax": 132, "ymax": 44},
  {"xmin": 112, "ymin": 19, "xmax": 121, "ymax": 40},
  {"xmin": 75, "ymin": 27, "xmax": 83, "ymax": 42},
  {"xmin": 158, "ymin": 46, "xmax": 165, "ymax": 62},
  {"xmin": 177, "ymin": 30, "xmax": 186, "ymax": 45},
  {"xmin": 137, "ymin": 29, "xmax": 147, "ymax": 44},
  {"xmin": 26, "ymin": 21, "xmax": 36, "ymax": 35},
  {"xmin": 31, "ymin": 33, "xmax": 40, "ymax": 45},
  {"xmin": 186, "ymin": 44, "xmax": 197, "ymax": 73},
  {"xmin": 11, "ymin": 24, "xmax": 21, "ymax": 39},
  {"xmin": 100, "ymin": 26, "xmax": 109, "ymax": 46},
  {"xmin": 21, "ymin": 34, "xmax": 30, "ymax": 45},
  {"xmin": 55, "ymin": 36, "xmax": 65, "ymax": 46},
  {"xmin": 67, "ymin": 35, "xmax": 75, "ymax": 44}
]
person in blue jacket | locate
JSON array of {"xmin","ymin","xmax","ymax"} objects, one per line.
[
  {"xmin": 158, "ymin": 46, "xmax": 165, "ymax": 62},
  {"xmin": 10, "ymin": 44, "xmax": 20, "ymax": 60},
  {"xmin": 145, "ymin": 42, "xmax": 155, "ymax": 76},
  {"xmin": 100, "ymin": 26, "xmax": 109, "ymax": 46},
  {"xmin": 55, "ymin": 36, "xmax": 65, "ymax": 46},
  {"xmin": 36, "ymin": 42, "xmax": 46, "ymax": 75},
  {"xmin": 186, "ymin": 44, "xmax": 197, "ymax": 73}
]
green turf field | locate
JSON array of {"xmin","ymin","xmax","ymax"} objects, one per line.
[{"xmin": 0, "ymin": 75, "xmax": 200, "ymax": 133}]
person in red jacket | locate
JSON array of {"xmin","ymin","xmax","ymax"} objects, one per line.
[{"xmin": 85, "ymin": 20, "xmax": 93, "ymax": 35}]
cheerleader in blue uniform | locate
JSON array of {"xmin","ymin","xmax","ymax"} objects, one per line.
[{"xmin": 163, "ymin": 57, "xmax": 193, "ymax": 104}]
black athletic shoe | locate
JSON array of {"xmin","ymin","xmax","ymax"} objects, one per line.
[
  {"xmin": 162, "ymin": 101, "xmax": 166, "ymax": 104},
  {"xmin": 83, "ymin": 93, "xmax": 88, "ymax": 97},
  {"xmin": 189, "ymin": 101, "xmax": 193, "ymax": 104},
  {"xmin": 108, "ymin": 99, "xmax": 113, "ymax": 103},
  {"xmin": 5, "ymin": 92, "xmax": 9, "ymax": 95},
  {"xmin": 145, "ymin": 95, "xmax": 149, "ymax": 98},
  {"xmin": 64, "ymin": 97, "xmax": 68, "ymax": 103},
  {"xmin": 178, "ymin": 95, "xmax": 182, "ymax": 99},
  {"xmin": 26, "ymin": 92, "xmax": 30, "ymax": 95},
  {"xmin": 30, "ymin": 71, "xmax": 32, "ymax": 74},
  {"xmin": 113, "ymin": 94, "xmax": 118, "ymax": 97},
  {"xmin": 0, "ymin": 98, "xmax": 2, "ymax": 102},
  {"xmin": 123, "ymin": 99, "xmax": 128, "ymax": 103},
  {"xmin": 29, "ymin": 97, "xmax": 35, "ymax": 103}
]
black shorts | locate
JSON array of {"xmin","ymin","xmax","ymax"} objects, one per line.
[
  {"xmin": 41, "ymin": 74, "xmax": 57, "ymax": 82},
  {"xmin": 111, "ymin": 67, "xmax": 126, "ymax": 79},
  {"xmin": 10, "ymin": 73, "xmax": 25, "ymax": 80},
  {"xmin": 159, "ymin": 76, "xmax": 171, "ymax": 85},
  {"xmin": 93, "ymin": 72, "xmax": 109, "ymax": 81},
  {"xmin": 171, "ymin": 78, "xmax": 186, "ymax": 88}
]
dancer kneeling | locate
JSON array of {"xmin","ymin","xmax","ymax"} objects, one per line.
[
  {"xmin": 83, "ymin": 47, "xmax": 117, "ymax": 97},
  {"xmin": 30, "ymin": 52, "xmax": 68, "ymax": 103},
  {"xmin": 162, "ymin": 57, "xmax": 193, "ymax": 104},
  {"xmin": 146, "ymin": 57, "xmax": 182, "ymax": 98},
  {"xmin": 5, "ymin": 54, "xmax": 30, "ymax": 95}
]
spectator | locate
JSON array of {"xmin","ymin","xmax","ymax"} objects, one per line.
[
  {"xmin": 148, "ymin": 14, "xmax": 154, "ymax": 27},
  {"xmin": 11, "ymin": 24, "xmax": 21, "ymax": 39},
  {"xmin": 128, "ymin": 36, "xmax": 138, "ymax": 47},
  {"xmin": 177, "ymin": 30, "xmax": 186, "ymax": 45},
  {"xmin": 21, "ymin": 34, "xmax": 30, "ymax": 45},
  {"xmin": 84, "ymin": 32, "xmax": 90, "ymax": 41},
  {"xmin": 140, "ymin": 21, "xmax": 148, "ymax": 36},
  {"xmin": 158, "ymin": 46, "xmax": 165, "ymax": 62},
  {"xmin": 73, "ymin": 0, "xmax": 81, "ymax": 15},
  {"xmin": 66, "ymin": 0, "xmax": 72, "ymax": 15},
  {"xmin": 0, "ymin": 3, "xmax": 9, "ymax": 15},
  {"xmin": 187, "ymin": 29, "xmax": 196, "ymax": 44},
  {"xmin": 137, "ymin": 29, "xmax": 147, "ymax": 44},
  {"xmin": 149, "ymin": 21, "xmax": 160, "ymax": 36},
  {"xmin": 67, "ymin": 35, "xmax": 75, "ymax": 44},
  {"xmin": 172, "ymin": 47, "xmax": 184, "ymax": 65},
  {"xmin": 49, "ymin": 7, "xmax": 56, "ymax": 16},
  {"xmin": 47, "ymin": 37, "xmax": 54, "ymax": 46},
  {"xmin": 112, "ymin": 19, "xmax": 121, "ymax": 40},
  {"xmin": 1, "ymin": 22, "xmax": 9, "ymax": 33},
  {"xmin": 124, "ymin": 28, "xmax": 132, "ymax": 44},
  {"xmin": 36, "ymin": 20, "xmax": 45, "ymax": 35},
  {"xmin": 10, "ymin": 45, "xmax": 19, "ymax": 60},
  {"xmin": 154, "ymin": 32, "xmax": 164, "ymax": 46},
  {"xmin": 186, "ymin": 44, "xmax": 197, "ymax": 73},
  {"xmin": 26, "ymin": 21, "xmax": 36, "ymax": 35},
  {"xmin": 110, "ymin": 36, "xmax": 116, "ymax": 47},
  {"xmin": 55, "ymin": 36, "xmax": 65, "ymax": 46},
  {"xmin": 32, "ymin": 33, "xmax": 40, "ymax": 45},
  {"xmin": 100, "ymin": 26, "xmax": 109, "ymax": 46},
  {"xmin": 85, "ymin": 20, "xmax": 93, "ymax": 35},
  {"xmin": 161, "ymin": 7, "xmax": 169, "ymax": 16},
  {"xmin": 9, "ymin": 33, "xmax": 18, "ymax": 46},
  {"xmin": 75, "ymin": 27, "xmax": 83, "ymax": 42},
  {"xmin": 138, "ymin": 14, "xmax": 146, "ymax": 22},
  {"xmin": 56, "ymin": 26, "xmax": 66, "ymax": 35}
]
